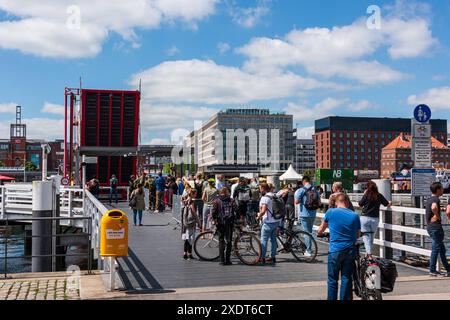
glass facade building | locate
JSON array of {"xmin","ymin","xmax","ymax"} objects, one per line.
[{"xmin": 194, "ymin": 109, "xmax": 294, "ymax": 174}]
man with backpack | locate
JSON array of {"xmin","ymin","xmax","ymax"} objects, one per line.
[
  {"xmin": 233, "ymin": 177, "xmax": 252, "ymax": 225},
  {"xmin": 295, "ymin": 176, "xmax": 321, "ymax": 257},
  {"xmin": 109, "ymin": 174, "xmax": 119, "ymax": 205},
  {"xmin": 317, "ymin": 193, "xmax": 361, "ymax": 300},
  {"xmin": 212, "ymin": 187, "xmax": 238, "ymax": 266},
  {"xmin": 256, "ymin": 183, "xmax": 284, "ymax": 264}
]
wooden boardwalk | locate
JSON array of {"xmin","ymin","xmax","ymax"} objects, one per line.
[{"xmin": 114, "ymin": 205, "xmax": 427, "ymax": 293}]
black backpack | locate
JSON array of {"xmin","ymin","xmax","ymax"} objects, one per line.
[
  {"xmin": 268, "ymin": 195, "xmax": 286, "ymax": 220},
  {"xmin": 303, "ymin": 187, "xmax": 321, "ymax": 211},
  {"xmin": 218, "ymin": 198, "xmax": 234, "ymax": 223}
]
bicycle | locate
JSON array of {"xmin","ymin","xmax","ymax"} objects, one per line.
[
  {"xmin": 193, "ymin": 223, "xmax": 262, "ymax": 266},
  {"xmin": 246, "ymin": 214, "xmax": 318, "ymax": 263},
  {"xmin": 318, "ymin": 232, "xmax": 383, "ymax": 300}
]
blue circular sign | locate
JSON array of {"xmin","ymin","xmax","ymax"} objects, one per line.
[{"xmin": 414, "ymin": 104, "xmax": 431, "ymax": 123}]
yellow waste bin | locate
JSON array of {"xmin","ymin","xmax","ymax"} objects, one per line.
[{"xmin": 100, "ymin": 210, "xmax": 129, "ymax": 257}]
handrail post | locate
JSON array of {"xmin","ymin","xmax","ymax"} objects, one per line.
[
  {"xmin": 384, "ymin": 207, "xmax": 393, "ymax": 260},
  {"xmin": 68, "ymin": 190, "xmax": 73, "ymax": 218},
  {"xmin": 109, "ymin": 257, "xmax": 116, "ymax": 291},
  {"xmin": 1, "ymin": 187, "xmax": 5, "ymax": 220},
  {"xmin": 400, "ymin": 211, "xmax": 406, "ymax": 261},
  {"xmin": 379, "ymin": 209, "xmax": 385, "ymax": 259}
]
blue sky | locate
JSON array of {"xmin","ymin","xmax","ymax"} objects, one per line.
[{"xmin": 0, "ymin": 0, "xmax": 449, "ymax": 143}]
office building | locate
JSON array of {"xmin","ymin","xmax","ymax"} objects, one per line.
[
  {"xmin": 293, "ymin": 129, "xmax": 315, "ymax": 174},
  {"xmin": 315, "ymin": 116, "xmax": 447, "ymax": 171},
  {"xmin": 192, "ymin": 109, "xmax": 294, "ymax": 175},
  {"xmin": 0, "ymin": 106, "xmax": 64, "ymax": 175}
]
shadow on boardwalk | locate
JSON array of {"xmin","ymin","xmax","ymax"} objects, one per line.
[{"xmin": 114, "ymin": 205, "xmax": 427, "ymax": 295}]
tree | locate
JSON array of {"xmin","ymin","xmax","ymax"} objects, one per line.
[
  {"xmin": 25, "ymin": 161, "xmax": 38, "ymax": 172},
  {"xmin": 303, "ymin": 169, "xmax": 316, "ymax": 180},
  {"xmin": 189, "ymin": 156, "xmax": 197, "ymax": 175},
  {"xmin": 0, "ymin": 160, "xmax": 4, "ymax": 168},
  {"xmin": 162, "ymin": 163, "xmax": 172, "ymax": 174}
]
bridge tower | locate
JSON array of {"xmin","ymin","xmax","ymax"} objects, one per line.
[
  {"xmin": 64, "ymin": 85, "xmax": 141, "ymax": 188},
  {"xmin": 8, "ymin": 106, "xmax": 27, "ymax": 168}
]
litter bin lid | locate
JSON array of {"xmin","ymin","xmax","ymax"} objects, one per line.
[{"xmin": 108, "ymin": 211, "xmax": 123, "ymax": 218}]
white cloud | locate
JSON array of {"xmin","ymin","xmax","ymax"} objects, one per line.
[
  {"xmin": 140, "ymin": 104, "xmax": 219, "ymax": 130},
  {"xmin": 284, "ymin": 98, "xmax": 348, "ymax": 121},
  {"xmin": 432, "ymin": 74, "xmax": 446, "ymax": 81},
  {"xmin": 148, "ymin": 138, "xmax": 171, "ymax": 145},
  {"xmin": 166, "ymin": 45, "xmax": 180, "ymax": 56},
  {"xmin": 227, "ymin": 0, "xmax": 271, "ymax": 28},
  {"xmin": 130, "ymin": 59, "xmax": 343, "ymax": 104},
  {"xmin": 236, "ymin": 7, "xmax": 437, "ymax": 84},
  {"xmin": 0, "ymin": 0, "xmax": 218, "ymax": 58},
  {"xmin": 217, "ymin": 42, "xmax": 231, "ymax": 55},
  {"xmin": 407, "ymin": 87, "xmax": 450, "ymax": 110},
  {"xmin": 0, "ymin": 103, "xmax": 17, "ymax": 114},
  {"xmin": 348, "ymin": 100, "xmax": 378, "ymax": 112},
  {"xmin": 0, "ymin": 118, "xmax": 64, "ymax": 140},
  {"xmin": 41, "ymin": 102, "xmax": 65, "ymax": 116}
]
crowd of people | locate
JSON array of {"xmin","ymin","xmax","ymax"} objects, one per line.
[{"xmin": 86, "ymin": 172, "xmax": 450, "ymax": 300}]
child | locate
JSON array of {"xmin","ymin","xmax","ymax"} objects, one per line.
[{"xmin": 182, "ymin": 189, "xmax": 201, "ymax": 260}]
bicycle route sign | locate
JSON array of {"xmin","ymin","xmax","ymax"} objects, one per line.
[{"xmin": 411, "ymin": 105, "xmax": 432, "ymax": 168}]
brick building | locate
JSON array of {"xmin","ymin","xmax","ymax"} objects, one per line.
[
  {"xmin": 381, "ymin": 133, "xmax": 450, "ymax": 178},
  {"xmin": 0, "ymin": 106, "xmax": 64, "ymax": 174},
  {"xmin": 314, "ymin": 116, "xmax": 447, "ymax": 172}
]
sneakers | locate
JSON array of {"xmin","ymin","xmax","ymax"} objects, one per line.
[
  {"xmin": 183, "ymin": 254, "xmax": 188, "ymax": 260},
  {"xmin": 304, "ymin": 251, "xmax": 312, "ymax": 257},
  {"xmin": 429, "ymin": 271, "xmax": 442, "ymax": 277}
]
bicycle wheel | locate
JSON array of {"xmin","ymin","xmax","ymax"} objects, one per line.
[
  {"xmin": 193, "ymin": 231, "xmax": 220, "ymax": 261},
  {"xmin": 290, "ymin": 231, "xmax": 318, "ymax": 262},
  {"xmin": 234, "ymin": 232, "xmax": 262, "ymax": 266}
]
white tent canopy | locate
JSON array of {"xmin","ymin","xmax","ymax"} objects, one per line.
[{"xmin": 279, "ymin": 165, "xmax": 303, "ymax": 181}]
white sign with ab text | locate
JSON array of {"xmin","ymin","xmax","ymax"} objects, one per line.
[
  {"xmin": 412, "ymin": 137, "xmax": 432, "ymax": 168},
  {"xmin": 412, "ymin": 168, "xmax": 436, "ymax": 197}
]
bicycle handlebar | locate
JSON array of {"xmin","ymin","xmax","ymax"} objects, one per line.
[{"xmin": 317, "ymin": 231, "xmax": 373, "ymax": 239}]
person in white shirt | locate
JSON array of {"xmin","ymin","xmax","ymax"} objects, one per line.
[
  {"xmin": 230, "ymin": 179, "xmax": 239, "ymax": 199},
  {"xmin": 256, "ymin": 183, "xmax": 282, "ymax": 264}
]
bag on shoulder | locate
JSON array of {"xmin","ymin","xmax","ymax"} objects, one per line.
[
  {"xmin": 183, "ymin": 205, "xmax": 197, "ymax": 228},
  {"xmin": 129, "ymin": 194, "xmax": 137, "ymax": 207},
  {"xmin": 251, "ymin": 188, "xmax": 260, "ymax": 202},
  {"xmin": 237, "ymin": 188, "xmax": 251, "ymax": 203},
  {"xmin": 303, "ymin": 187, "xmax": 321, "ymax": 211},
  {"xmin": 268, "ymin": 195, "xmax": 286, "ymax": 220}
]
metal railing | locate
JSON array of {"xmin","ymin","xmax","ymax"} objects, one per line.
[
  {"xmin": 347, "ymin": 193, "xmax": 450, "ymax": 207},
  {"xmin": 0, "ymin": 216, "xmax": 92, "ymax": 278},
  {"xmin": 0, "ymin": 185, "xmax": 85, "ymax": 221},
  {"xmin": 172, "ymin": 195, "xmax": 183, "ymax": 224},
  {"xmin": 83, "ymin": 189, "xmax": 108, "ymax": 260},
  {"xmin": 316, "ymin": 199, "xmax": 446, "ymax": 270}
]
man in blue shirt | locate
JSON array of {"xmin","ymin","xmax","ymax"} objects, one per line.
[
  {"xmin": 155, "ymin": 172, "xmax": 166, "ymax": 213},
  {"xmin": 294, "ymin": 176, "xmax": 320, "ymax": 256},
  {"xmin": 318, "ymin": 193, "xmax": 361, "ymax": 300}
]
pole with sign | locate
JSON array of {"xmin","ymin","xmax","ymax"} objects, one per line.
[{"xmin": 411, "ymin": 105, "xmax": 433, "ymax": 210}]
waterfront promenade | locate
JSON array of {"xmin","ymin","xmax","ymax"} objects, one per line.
[{"xmin": 1, "ymin": 203, "xmax": 450, "ymax": 300}]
